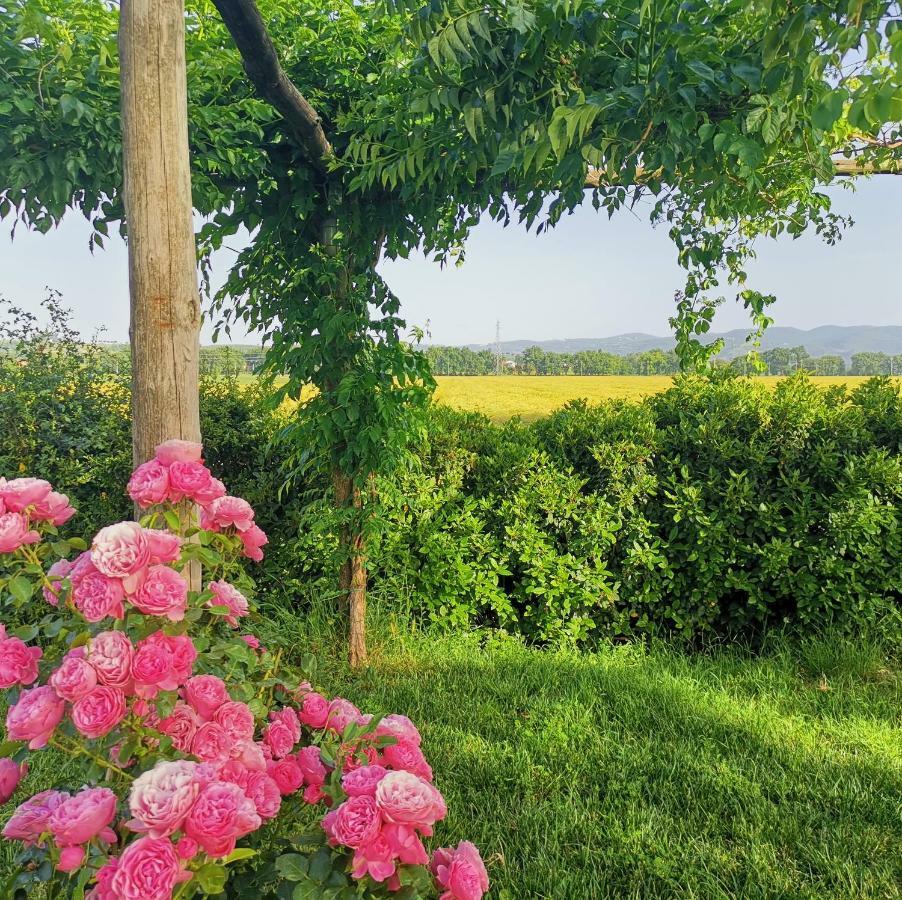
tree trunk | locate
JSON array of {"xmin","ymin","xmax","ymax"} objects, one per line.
[
  {"xmin": 333, "ymin": 469, "xmax": 367, "ymax": 668},
  {"xmin": 119, "ymin": 0, "xmax": 202, "ymax": 467}
]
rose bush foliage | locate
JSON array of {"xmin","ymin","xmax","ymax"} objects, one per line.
[{"xmin": 0, "ymin": 443, "xmax": 487, "ymax": 899}]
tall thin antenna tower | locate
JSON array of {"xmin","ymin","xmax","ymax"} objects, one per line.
[{"xmin": 494, "ymin": 320, "xmax": 502, "ymax": 375}]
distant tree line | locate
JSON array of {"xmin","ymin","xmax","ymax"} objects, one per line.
[
  {"xmin": 426, "ymin": 344, "xmax": 902, "ymax": 376},
  {"xmin": 95, "ymin": 345, "xmax": 264, "ymax": 376}
]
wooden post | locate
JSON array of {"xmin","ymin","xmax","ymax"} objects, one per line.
[{"xmin": 119, "ymin": 0, "xmax": 201, "ymax": 466}]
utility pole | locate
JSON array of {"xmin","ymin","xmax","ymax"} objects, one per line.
[{"xmin": 494, "ymin": 320, "xmax": 503, "ymax": 375}]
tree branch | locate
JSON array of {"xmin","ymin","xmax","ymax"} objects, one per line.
[{"xmin": 210, "ymin": 0, "xmax": 332, "ymax": 171}]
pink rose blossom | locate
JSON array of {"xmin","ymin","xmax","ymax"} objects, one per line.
[
  {"xmin": 343, "ymin": 765, "xmax": 388, "ymax": 798},
  {"xmin": 157, "ymin": 703, "xmax": 200, "ymax": 753},
  {"xmin": 49, "ymin": 787, "xmax": 117, "ymax": 847},
  {"xmin": 88, "ymin": 858, "xmax": 119, "ymax": 899},
  {"xmin": 303, "ymin": 784, "xmax": 326, "ymax": 804},
  {"xmin": 0, "ymin": 632, "xmax": 42, "ymax": 688},
  {"xmin": 298, "ymin": 691, "xmax": 330, "ymax": 729},
  {"xmin": 127, "ymin": 460, "xmax": 170, "ymax": 508},
  {"xmin": 167, "ymin": 461, "xmax": 215, "ymax": 503},
  {"xmin": 244, "ymin": 772, "xmax": 282, "ymax": 820},
  {"xmin": 382, "ymin": 739, "xmax": 433, "ymax": 782},
  {"xmin": 32, "ymin": 491, "xmax": 76, "ymax": 526},
  {"xmin": 2, "ymin": 789, "xmax": 69, "ymax": 843},
  {"xmin": 207, "ymin": 580, "xmax": 250, "ymax": 627},
  {"xmin": 200, "ymin": 495, "xmax": 255, "ymax": 533},
  {"xmin": 111, "ymin": 836, "xmax": 191, "ymax": 900},
  {"xmin": 72, "ymin": 687, "xmax": 127, "ymax": 739},
  {"xmin": 351, "ymin": 833, "xmax": 397, "ymax": 883},
  {"xmin": 88, "ymin": 631, "xmax": 134, "ymax": 689},
  {"xmin": 183, "ymin": 781, "xmax": 261, "ymax": 858},
  {"xmin": 327, "ymin": 796, "xmax": 382, "ymax": 849},
  {"xmin": 193, "ymin": 476, "xmax": 226, "ymax": 505},
  {"xmin": 50, "ymin": 654, "xmax": 98, "ymax": 702},
  {"xmin": 43, "ymin": 558, "xmax": 73, "ymax": 605},
  {"xmin": 91, "ymin": 521, "xmax": 150, "ymax": 580},
  {"xmin": 0, "ymin": 512, "xmax": 41, "ymax": 553},
  {"xmin": 155, "ymin": 439, "xmax": 203, "ymax": 466},
  {"xmin": 128, "ymin": 760, "xmax": 200, "ymax": 838},
  {"xmin": 296, "ymin": 745, "xmax": 328, "ymax": 788},
  {"xmin": 131, "ymin": 631, "xmax": 193, "ymax": 696},
  {"xmin": 0, "ymin": 478, "xmax": 52, "ymax": 512},
  {"xmin": 431, "ymin": 841, "xmax": 490, "ymax": 900},
  {"xmin": 72, "ymin": 564, "xmax": 126, "ymax": 622},
  {"xmin": 57, "ymin": 844, "xmax": 86, "ymax": 872},
  {"xmin": 267, "ymin": 757, "xmax": 304, "ymax": 796},
  {"xmin": 184, "ymin": 674, "xmax": 229, "ymax": 721},
  {"xmin": 6, "ymin": 685, "xmax": 65, "ymax": 749},
  {"xmin": 377, "ymin": 714, "xmax": 421, "ymax": 747},
  {"xmin": 0, "ymin": 758, "xmax": 27, "ymax": 804},
  {"xmin": 375, "ymin": 771, "xmax": 445, "ymax": 829},
  {"xmin": 383, "ymin": 822, "xmax": 430, "ymax": 865},
  {"xmin": 232, "ymin": 740, "xmax": 267, "ymax": 772},
  {"xmin": 326, "ymin": 697, "xmax": 362, "ymax": 734},
  {"xmin": 132, "ymin": 565, "xmax": 188, "ymax": 621},
  {"xmin": 145, "ymin": 529, "xmax": 183, "ymax": 565},
  {"xmin": 240, "ymin": 634, "xmax": 261, "ymax": 650},
  {"xmin": 240, "ymin": 524, "xmax": 268, "ymax": 562},
  {"xmin": 175, "ymin": 835, "xmax": 199, "ymax": 859},
  {"xmin": 213, "ymin": 701, "xmax": 255, "ymax": 743},
  {"xmin": 263, "ymin": 708, "xmax": 300, "ymax": 759},
  {"xmin": 167, "ymin": 633, "xmax": 197, "ymax": 684},
  {"xmin": 191, "ymin": 722, "xmax": 232, "ymax": 765}
]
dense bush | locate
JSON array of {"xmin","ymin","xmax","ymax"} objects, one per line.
[{"xmin": 3, "ymin": 303, "xmax": 899, "ymax": 644}]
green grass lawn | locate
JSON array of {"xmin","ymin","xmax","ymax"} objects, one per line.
[
  {"xmin": 259, "ymin": 610, "xmax": 902, "ymax": 899},
  {"xmin": 3, "ymin": 616, "xmax": 900, "ymax": 899}
]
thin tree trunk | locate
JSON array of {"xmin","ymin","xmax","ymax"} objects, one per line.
[
  {"xmin": 119, "ymin": 0, "xmax": 202, "ymax": 466},
  {"xmin": 333, "ymin": 469, "xmax": 367, "ymax": 668}
]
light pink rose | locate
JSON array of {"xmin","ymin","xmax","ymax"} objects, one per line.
[
  {"xmin": 132, "ymin": 565, "xmax": 188, "ymax": 621},
  {"xmin": 207, "ymin": 580, "xmax": 250, "ymax": 627},
  {"xmin": 184, "ymin": 674, "xmax": 229, "ymax": 721},
  {"xmin": 382, "ymin": 739, "xmax": 433, "ymax": 782},
  {"xmin": 232, "ymin": 739, "xmax": 267, "ymax": 772},
  {"xmin": 127, "ymin": 760, "xmax": 200, "ymax": 838},
  {"xmin": 167, "ymin": 461, "xmax": 215, "ymax": 503},
  {"xmin": 191, "ymin": 722, "xmax": 232, "ymax": 764},
  {"xmin": 6, "ymin": 685, "xmax": 65, "ymax": 749},
  {"xmin": 0, "ymin": 478, "xmax": 52, "ymax": 512},
  {"xmin": 49, "ymin": 787, "xmax": 117, "ymax": 846},
  {"xmin": 244, "ymin": 772, "xmax": 282, "ymax": 820},
  {"xmin": 155, "ymin": 439, "xmax": 203, "ymax": 466},
  {"xmin": 72, "ymin": 564, "xmax": 126, "ymax": 622},
  {"xmin": 145, "ymin": 529, "xmax": 183, "ymax": 565},
  {"xmin": 110, "ymin": 835, "xmax": 191, "ymax": 900},
  {"xmin": 157, "ymin": 702, "xmax": 200, "ymax": 753},
  {"xmin": 326, "ymin": 697, "xmax": 362, "ymax": 734},
  {"xmin": 0, "ymin": 633, "xmax": 42, "ymax": 688},
  {"xmin": 213, "ymin": 701, "xmax": 255, "ymax": 743},
  {"xmin": 127, "ymin": 460, "xmax": 171, "ymax": 508},
  {"xmin": 0, "ymin": 512, "xmax": 41, "ymax": 553},
  {"xmin": 266, "ymin": 757, "xmax": 304, "ymax": 796},
  {"xmin": 43, "ymin": 557, "xmax": 73, "ymax": 605},
  {"xmin": 327, "ymin": 796, "xmax": 382, "ymax": 849},
  {"xmin": 239, "ymin": 524, "xmax": 268, "ymax": 562},
  {"xmin": 200, "ymin": 495, "xmax": 255, "ymax": 532},
  {"xmin": 32, "ymin": 491, "xmax": 76, "ymax": 526},
  {"xmin": 88, "ymin": 631, "xmax": 134, "ymax": 689},
  {"xmin": 50, "ymin": 654, "xmax": 98, "ymax": 702},
  {"xmin": 375, "ymin": 771, "xmax": 445, "ymax": 829},
  {"xmin": 72, "ymin": 686, "xmax": 127, "ymax": 739},
  {"xmin": 2, "ymin": 789, "xmax": 69, "ymax": 843},
  {"xmin": 183, "ymin": 780, "xmax": 261, "ymax": 858},
  {"xmin": 377, "ymin": 714, "xmax": 422, "ymax": 747},
  {"xmin": 298, "ymin": 691, "xmax": 330, "ymax": 728},
  {"xmin": 91, "ymin": 521, "xmax": 150, "ymax": 579},
  {"xmin": 431, "ymin": 841, "xmax": 490, "ymax": 900},
  {"xmin": 343, "ymin": 764, "xmax": 388, "ymax": 798},
  {"xmin": 193, "ymin": 477, "xmax": 226, "ymax": 506},
  {"xmin": 0, "ymin": 758, "xmax": 27, "ymax": 804},
  {"xmin": 351, "ymin": 832, "xmax": 397, "ymax": 883}
]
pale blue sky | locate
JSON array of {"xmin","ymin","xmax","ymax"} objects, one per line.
[{"xmin": 1, "ymin": 178, "xmax": 900, "ymax": 346}]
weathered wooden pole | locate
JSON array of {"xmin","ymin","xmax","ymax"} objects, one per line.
[{"xmin": 119, "ymin": 0, "xmax": 201, "ymax": 466}]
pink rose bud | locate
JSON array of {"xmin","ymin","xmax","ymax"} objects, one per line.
[{"xmin": 0, "ymin": 758, "xmax": 27, "ymax": 804}]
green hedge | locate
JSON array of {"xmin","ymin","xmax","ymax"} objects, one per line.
[{"xmin": 2, "ymin": 332, "xmax": 899, "ymax": 643}]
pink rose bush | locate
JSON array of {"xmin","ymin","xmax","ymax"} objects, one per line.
[{"xmin": 0, "ymin": 444, "xmax": 488, "ymax": 899}]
